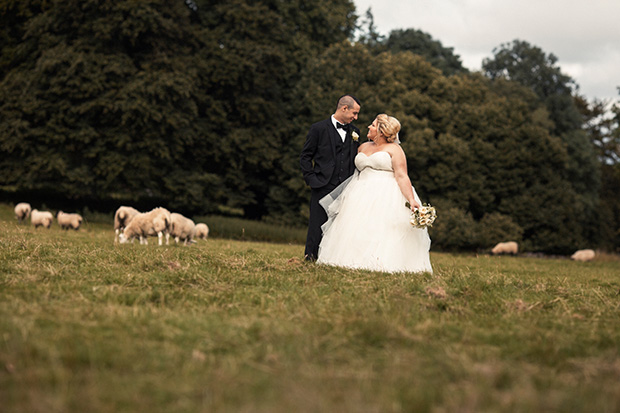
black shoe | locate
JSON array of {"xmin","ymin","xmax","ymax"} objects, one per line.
[{"xmin": 304, "ymin": 254, "xmax": 316, "ymax": 262}]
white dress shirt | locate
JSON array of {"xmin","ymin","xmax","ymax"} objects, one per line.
[{"xmin": 331, "ymin": 115, "xmax": 347, "ymax": 142}]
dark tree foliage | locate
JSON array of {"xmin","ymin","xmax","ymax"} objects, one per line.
[
  {"xmin": 354, "ymin": 8, "xmax": 465, "ymax": 77},
  {"xmin": 0, "ymin": 0, "xmax": 217, "ymax": 214},
  {"xmin": 0, "ymin": 0, "xmax": 357, "ymax": 217},
  {"xmin": 575, "ymin": 94, "xmax": 620, "ymax": 250},
  {"xmin": 482, "ymin": 39, "xmax": 581, "ymax": 135},
  {"xmin": 482, "ymin": 40, "xmax": 602, "ymax": 251},
  {"xmin": 0, "ymin": 1, "xmax": 48, "ymax": 78},
  {"xmin": 192, "ymin": 0, "xmax": 356, "ymax": 219},
  {"xmin": 576, "ymin": 95, "xmax": 620, "ymax": 164},
  {"xmin": 384, "ymin": 29, "xmax": 467, "ymax": 76},
  {"xmin": 355, "ymin": 7, "xmax": 384, "ymax": 50}
]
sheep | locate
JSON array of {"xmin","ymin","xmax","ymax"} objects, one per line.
[
  {"xmin": 194, "ymin": 223, "xmax": 209, "ymax": 240},
  {"xmin": 114, "ymin": 206, "xmax": 140, "ymax": 243},
  {"xmin": 118, "ymin": 207, "xmax": 171, "ymax": 245},
  {"xmin": 571, "ymin": 249, "xmax": 595, "ymax": 262},
  {"xmin": 30, "ymin": 209, "xmax": 54, "ymax": 229},
  {"xmin": 56, "ymin": 211, "xmax": 83, "ymax": 230},
  {"xmin": 14, "ymin": 202, "xmax": 31, "ymax": 223},
  {"xmin": 491, "ymin": 241, "xmax": 519, "ymax": 255},
  {"xmin": 170, "ymin": 213, "xmax": 196, "ymax": 246}
]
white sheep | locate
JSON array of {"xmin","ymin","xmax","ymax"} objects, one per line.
[
  {"xmin": 491, "ymin": 241, "xmax": 519, "ymax": 255},
  {"xmin": 30, "ymin": 209, "xmax": 54, "ymax": 229},
  {"xmin": 170, "ymin": 213, "xmax": 196, "ymax": 246},
  {"xmin": 14, "ymin": 202, "xmax": 32, "ymax": 223},
  {"xmin": 194, "ymin": 223, "xmax": 209, "ymax": 240},
  {"xmin": 571, "ymin": 249, "xmax": 595, "ymax": 262},
  {"xmin": 56, "ymin": 211, "xmax": 83, "ymax": 230},
  {"xmin": 114, "ymin": 206, "xmax": 140, "ymax": 243},
  {"xmin": 119, "ymin": 207, "xmax": 171, "ymax": 245}
]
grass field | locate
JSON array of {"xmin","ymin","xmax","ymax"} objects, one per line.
[{"xmin": 1, "ymin": 203, "xmax": 619, "ymax": 412}]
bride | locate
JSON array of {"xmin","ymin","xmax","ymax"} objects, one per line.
[{"xmin": 317, "ymin": 114, "xmax": 432, "ymax": 273}]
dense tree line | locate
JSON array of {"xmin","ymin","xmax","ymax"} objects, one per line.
[{"xmin": 0, "ymin": 0, "xmax": 618, "ymax": 253}]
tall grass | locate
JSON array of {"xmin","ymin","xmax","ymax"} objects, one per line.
[{"xmin": 1, "ymin": 203, "xmax": 619, "ymax": 412}]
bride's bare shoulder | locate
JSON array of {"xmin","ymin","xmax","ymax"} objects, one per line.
[{"xmin": 386, "ymin": 143, "xmax": 405, "ymax": 156}]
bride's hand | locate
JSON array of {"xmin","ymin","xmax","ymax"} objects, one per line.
[{"xmin": 409, "ymin": 200, "xmax": 421, "ymax": 210}]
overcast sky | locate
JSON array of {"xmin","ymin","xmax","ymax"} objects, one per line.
[{"xmin": 352, "ymin": 0, "xmax": 620, "ymax": 104}]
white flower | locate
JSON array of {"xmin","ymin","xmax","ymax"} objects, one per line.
[
  {"xmin": 407, "ymin": 203, "xmax": 437, "ymax": 229},
  {"xmin": 352, "ymin": 131, "xmax": 359, "ymax": 142}
]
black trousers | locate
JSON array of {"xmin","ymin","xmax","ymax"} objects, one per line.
[{"xmin": 304, "ymin": 183, "xmax": 337, "ymax": 260}]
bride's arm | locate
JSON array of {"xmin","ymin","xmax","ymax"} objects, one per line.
[{"xmin": 391, "ymin": 147, "xmax": 421, "ymax": 210}]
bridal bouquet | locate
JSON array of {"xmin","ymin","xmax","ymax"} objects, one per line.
[{"xmin": 405, "ymin": 202, "xmax": 437, "ymax": 229}]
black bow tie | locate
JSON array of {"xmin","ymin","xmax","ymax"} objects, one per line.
[{"xmin": 336, "ymin": 122, "xmax": 348, "ymax": 129}]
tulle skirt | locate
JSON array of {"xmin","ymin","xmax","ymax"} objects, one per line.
[{"xmin": 317, "ymin": 168, "xmax": 432, "ymax": 273}]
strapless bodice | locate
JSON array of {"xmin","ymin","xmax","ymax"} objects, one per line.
[{"xmin": 355, "ymin": 151, "xmax": 393, "ymax": 172}]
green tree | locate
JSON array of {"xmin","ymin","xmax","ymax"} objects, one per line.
[
  {"xmin": 482, "ymin": 40, "xmax": 601, "ymax": 251},
  {"xmin": 187, "ymin": 0, "xmax": 358, "ymax": 219},
  {"xmin": 355, "ymin": 7, "xmax": 384, "ymax": 50},
  {"xmin": 482, "ymin": 40, "xmax": 580, "ymax": 135},
  {"xmin": 575, "ymin": 93, "xmax": 620, "ymax": 250},
  {"xmin": 0, "ymin": 0, "xmax": 222, "ymax": 213},
  {"xmin": 0, "ymin": 0, "xmax": 358, "ymax": 219},
  {"xmin": 576, "ymin": 95, "xmax": 620, "ymax": 164},
  {"xmin": 0, "ymin": 1, "xmax": 46, "ymax": 78},
  {"xmin": 384, "ymin": 29, "xmax": 467, "ymax": 76}
]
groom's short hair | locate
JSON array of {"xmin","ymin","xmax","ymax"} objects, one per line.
[{"xmin": 337, "ymin": 95, "xmax": 361, "ymax": 110}]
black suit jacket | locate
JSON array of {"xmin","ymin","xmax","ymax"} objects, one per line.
[{"xmin": 300, "ymin": 118, "xmax": 361, "ymax": 189}]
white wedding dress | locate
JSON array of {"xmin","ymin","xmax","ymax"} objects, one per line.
[{"xmin": 317, "ymin": 151, "xmax": 432, "ymax": 273}]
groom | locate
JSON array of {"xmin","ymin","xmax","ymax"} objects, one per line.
[{"xmin": 300, "ymin": 94, "xmax": 361, "ymax": 261}]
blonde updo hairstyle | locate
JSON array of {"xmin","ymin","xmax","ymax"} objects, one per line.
[{"xmin": 376, "ymin": 114, "xmax": 401, "ymax": 143}]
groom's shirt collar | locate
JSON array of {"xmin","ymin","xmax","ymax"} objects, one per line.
[{"xmin": 331, "ymin": 116, "xmax": 347, "ymax": 142}]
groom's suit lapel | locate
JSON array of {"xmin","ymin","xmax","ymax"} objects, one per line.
[{"xmin": 349, "ymin": 129, "xmax": 358, "ymax": 151}]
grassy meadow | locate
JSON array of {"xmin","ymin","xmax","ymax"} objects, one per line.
[{"xmin": 1, "ymin": 203, "xmax": 619, "ymax": 412}]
